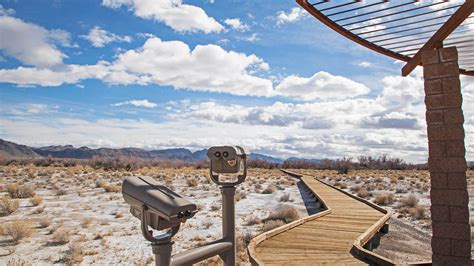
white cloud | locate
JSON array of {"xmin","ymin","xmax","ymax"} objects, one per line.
[
  {"xmin": 112, "ymin": 99, "xmax": 158, "ymax": 108},
  {"xmin": 81, "ymin": 26, "xmax": 132, "ymax": 48},
  {"xmin": 0, "ymin": 16, "xmax": 67, "ymax": 67},
  {"xmin": 102, "ymin": 0, "xmax": 224, "ymax": 34},
  {"xmin": 0, "ymin": 37, "xmax": 274, "ymax": 96},
  {"xmin": 276, "ymin": 7, "xmax": 307, "ymax": 25},
  {"xmin": 2, "ymin": 73, "xmax": 473, "ymax": 162},
  {"xmin": 224, "ymin": 18, "xmax": 248, "ymax": 31},
  {"xmin": 358, "ymin": 61, "xmax": 372, "ymax": 68},
  {"xmin": 0, "ymin": 5, "xmax": 15, "ymax": 16},
  {"xmin": 243, "ymin": 33, "xmax": 259, "ymax": 42},
  {"xmin": 48, "ymin": 29, "xmax": 77, "ymax": 48},
  {"xmin": 275, "ymin": 71, "xmax": 370, "ymax": 101},
  {"xmin": 0, "ymin": 63, "xmax": 109, "ymax": 86}
]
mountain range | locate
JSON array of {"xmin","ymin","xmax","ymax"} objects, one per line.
[{"xmin": 0, "ymin": 139, "xmax": 284, "ymax": 163}]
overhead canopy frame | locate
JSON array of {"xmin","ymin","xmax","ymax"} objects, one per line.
[{"xmin": 297, "ymin": 0, "xmax": 474, "ymax": 76}]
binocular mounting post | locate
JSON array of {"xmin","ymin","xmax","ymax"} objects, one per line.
[{"xmin": 140, "ymin": 205, "xmax": 180, "ymax": 266}]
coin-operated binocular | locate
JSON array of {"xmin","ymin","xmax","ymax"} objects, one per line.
[
  {"xmin": 207, "ymin": 146, "xmax": 249, "ymax": 186},
  {"xmin": 122, "ymin": 146, "xmax": 248, "ymax": 266}
]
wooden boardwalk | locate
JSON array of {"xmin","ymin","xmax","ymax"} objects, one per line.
[{"xmin": 248, "ymin": 171, "xmax": 394, "ymax": 265}]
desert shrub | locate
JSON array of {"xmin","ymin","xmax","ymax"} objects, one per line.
[
  {"xmin": 279, "ymin": 194, "xmax": 291, "ymax": 202},
  {"xmin": 262, "ymin": 220, "xmax": 285, "ymax": 232},
  {"xmin": 102, "ymin": 183, "xmax": 121, "ymax": 193},
  {"xmin": 0, "ymin": 196, "xmax": 20, "ymax": 215},
  {"xmin": 335, "ymin": 158, "xmax": 352, "ymax": 174},
  {"xmin": 30, "ymin": 195, "xmax": 43, "ymax": 206},
  {"xmin": 38, "ymin": 218, "xmax": 51, "ymax": 228},
  {"xmin": 266, "ymin": 206, "xmax": 299, "ymax": 223},
  {"xmin": 186, "ymin": 177, "xmax": 198, "ymax": 187},
  {"xmin": 62, "ymin": 242, "xmax": 84, "ymax": 264},
  {"xmin": 374, "ymin": 176, "xmax": 384, "ymax": 183},
  {"xmin": 7, "ymin": 183, "xmax": 20, "ymax": 198},
  {"xmin": 412, "ymin": 205, "xmax": 426, "ymax": 219},
  {"xmin": 81, "ymin": 218, "xmax": 93, "ymax": 228},
  {"xmin": 246, "ymin": 216, "xmax": 262, "ymax": 226},
  {"xmin": 374, "ymin": 193, "xmax": 395, "ymax": 206},
  {"xmin": 261, "ymin": 184, "xmax": 276, "ymax": 194},
  {"xmin": 357, "ymin": 189, "xmax": 370, "ymax": 198},
  {"xmin": 55, "ymin": 189, "xmax": 67, "ymax": 196},
  {"xmin": 50, "ymin": 228, "xmax": 70, "ymax": 245},
  {"xmin": 402, "ymin": 194, "xmax": 419, "ymax": 208},
  {"xmin": 19, "ymin": 184, "xmax": 35, "ymax": 198},
  {"xmin": 33, "ymin": 206, "xmax": 45, "ymax": 214},
  {"xmin": 334, "ymin": 182, "xmax": 347, "ymax": 189},
  {"xmin": 1, "ymin": 221, "xmax": 33, "ymax": 243},
  {"xmin": 350, "ymin": 186, "xmax": 361, "ymax": 193},
  {"xmin": 7, "ymin": 258, "xmax": 30, "ymax": 266},
  {"xmin": 235, "ymin": 191, "xmax": 247, "ymax": 202}
]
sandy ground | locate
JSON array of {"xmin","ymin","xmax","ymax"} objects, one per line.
[
  {"xmin": 0, "ymin": 166, "xmax": 472, "ymax": 265},
  {"xmin": 0, "ymin": 167, "xmax": 312, "ymax": 265}
]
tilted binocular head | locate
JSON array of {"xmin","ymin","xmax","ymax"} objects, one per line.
[{"xmin": 122, "ymin": 176, "xmax": 197, "ymax": 231}]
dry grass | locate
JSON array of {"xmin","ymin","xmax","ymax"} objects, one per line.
[
  {"xmin": 19, "ymin": 184, "xmax": 36, "ymax": 198},
  {"xmin": 102, "ymin": 183, "xmax": 121, "ymax": 193},
  {"xmin": 357, "ymin": 188, "xmax": 370, "ymax": 198},
  {"xmin": 279, "ymin": 193, "xmax": 291, "ymax": 202},
  {"xmin": 235, "ymin": 191, "xmax": 247, "ymax": 201},
  {"xmin": 29, "ymin": 195, "xmax": 43, "ymax": 206},
  {"xmin": 186, "ymin": 177, "xmax": 198, "ymax": 187},
  {"xmin": 411, "ymin": 205, "xmax": 426, "ymax": 219},
  {"xmin": 262, "ymin": 220, "xmax": 285, "ymax": 232},
  {"xmin": 0, "ymin": 196, "xmax": 20, "ymax": 215},
  {"xmin": 261, "ymin": 184, "xmax": 276, "ymax": 194},
  {"xmin": 265, "ymin": 205, "xmax": 299, "ymax": 223},
  {"xmin": 246, "ymin": 216, "xmax": 262, "ymax": 226},
  {"xmin": 1, "ymin": 221, "xmax": 33, "ymax": 243},
  {"xmin": 38, "ymin": 218, "xmax": 51, "ymax": 228},
  {"xmin": 61, "ymin": 242, "xmax": 84, "ymax": 265},
  {"xmin": 81, "ymin": 217, "xmax": 93, "ymax": 228},
  {"xmin": 50, "ymin": 228, "xmax": 70, "ymax": 245},
  {"xmin": 374, "ymin": 193, "xmax": 395, "ymax": 206},
  {"xmin": 402, "ymin": 194, "xmax": 419, "ymax": 208},
  {"xmin": 6, "ymin": 183, "xmax": 20, "ymax": 198}
]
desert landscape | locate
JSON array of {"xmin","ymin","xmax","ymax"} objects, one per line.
[{"xmin": 1, "ymin": 163, "xmax": 471, "ymax": 265}]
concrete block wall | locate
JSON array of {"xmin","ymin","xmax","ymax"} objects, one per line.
[{"xmin": 422, "ymin": 47, "xmax": 471, "ymax": 265}]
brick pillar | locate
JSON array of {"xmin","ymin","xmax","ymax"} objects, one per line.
[{"xmin": 422, "ymin": 47, "xmax": 471, "ymax": 265}]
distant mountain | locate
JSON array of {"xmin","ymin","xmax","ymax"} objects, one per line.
[
  {"xmin": 0, "ymin": 139, "xmax": 42, "ymax": 158},
  {"xmin": 286, "ymin": 157, "xmax": 326, "ymax": 163},
  {"xmin": 33, "ymin": 145, "xmax": 196, "ymax": 160},
  {"xmin": 250, "ymin": 153, "xmax": 284, "ymax": 163},
  {"xmin": 0, "ymin": 139, "xmax": 286, "ymax": 164}
]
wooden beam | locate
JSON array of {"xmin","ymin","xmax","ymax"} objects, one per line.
[{"xmin": 402, "ymin": 0, "xmax": 474, "ymax": 76}]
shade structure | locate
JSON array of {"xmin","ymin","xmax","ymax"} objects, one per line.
[{"xmin": 297, "ymin": 0, "xmax": 474, "ymax": 76}]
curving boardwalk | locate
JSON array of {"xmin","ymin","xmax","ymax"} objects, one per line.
[{"xmin": 248, "ymin": 170, "xmax": 394, "ymax": 265}]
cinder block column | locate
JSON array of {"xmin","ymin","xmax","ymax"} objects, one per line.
[{"xmin": 422, "ymin": 47, "xmax": 471, "ymax": 265}]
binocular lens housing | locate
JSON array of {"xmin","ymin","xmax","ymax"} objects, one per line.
[{"xmin": 122, "ymin": 176, "xmax": 197, "ymax": 230}]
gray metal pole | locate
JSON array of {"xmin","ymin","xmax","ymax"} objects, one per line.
[
  {"xmin": 220, "ymin": 186, "xmax": 236, "ymax": 266},
  {"xmin": 152, "ymin": 241, "xmax": 173, "ymax": 266}
]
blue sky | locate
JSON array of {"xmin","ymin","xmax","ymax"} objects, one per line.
[{"xmin": 0, "ymin": 0, "xmax": 473, "ymax": 162}]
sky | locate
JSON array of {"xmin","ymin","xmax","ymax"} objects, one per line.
[{"xmin": 0, "ymin": 0, "xmax": 473, "ymax": 163}]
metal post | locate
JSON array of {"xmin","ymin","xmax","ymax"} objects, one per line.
[
  {"xmin": 220, "ymin": 186, "xmax": 236, "ymax": 266},
  {"xmin": 152, "ymin": 241, "xmax": 173, "ymax": 266}
]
